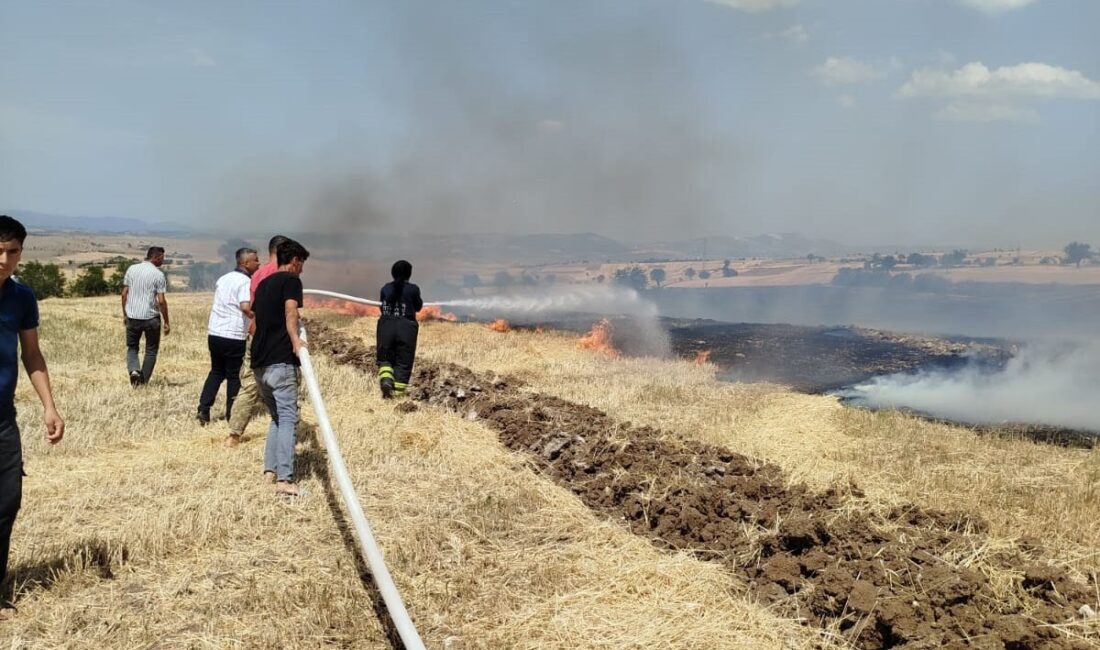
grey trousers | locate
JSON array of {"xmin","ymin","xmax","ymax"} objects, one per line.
[{"xmin": 125, "ymin": 316, "xmax": 161, "ymax": 381}]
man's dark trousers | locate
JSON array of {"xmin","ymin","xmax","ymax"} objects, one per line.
[
  {"xmin": 198, "ymin": 335, "xmax": 247, "ymax": 419},
  {"xmin": 126, "ymin": 317, "xmax": 161, "ymax": 382},
  {"xmin": 0, "ymin": 417, "xmax": 22, "ymax": 596}
]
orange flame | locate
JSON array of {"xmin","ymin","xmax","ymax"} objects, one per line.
[
  {"xmin": 304, "ymin": 296, "xmax": 380, "ymax": 317},
  {"xmin": 578, "ymin": 319, "xmax": 621, "ymax": 359},
  {"xmin": 417, "ymin": 305, "xmax": 458, "ymax": 322},
  {"xmin": 488, "ymin": 319, "xmax": 511, "ymax": 332},
  {"xmin": 694, "ymin": 350, "xmax": 712, "ymax": 365}
]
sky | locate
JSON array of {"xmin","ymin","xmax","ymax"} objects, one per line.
[{"xmin": 1, "ymin": 0, "xmax": 1097, "ymax": 247}]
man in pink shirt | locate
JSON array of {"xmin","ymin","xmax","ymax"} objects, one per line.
[{"xmin": 225, "ymin": 235, "xmax": 288, "ymax": 448}]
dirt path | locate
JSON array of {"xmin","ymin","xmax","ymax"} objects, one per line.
[{"xmin": 309, "ymin": 320, "xmax": 1099, "ymax": 649}]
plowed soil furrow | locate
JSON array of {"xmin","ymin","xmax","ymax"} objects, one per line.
[{"xmin": 308, "ymin": 321, "xmax": 1099, "ymax": 650}]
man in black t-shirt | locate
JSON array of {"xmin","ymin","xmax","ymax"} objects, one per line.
[{"xmin": 250, "ymin": 238, "xmax": 310, "ymax": 497}]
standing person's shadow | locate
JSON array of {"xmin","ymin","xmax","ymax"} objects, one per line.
[{"xmin": 2, "ymin": 538, "xmax": 127, "ymax": 604}]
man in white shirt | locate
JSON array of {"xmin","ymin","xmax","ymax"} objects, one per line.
[
  {"xmin": 121, "ymin": 247, "xmax": 170, "ymax": 386},
  {"xmin": 197, "ymin": 247, "xmax": 260, "ymax": 425}
]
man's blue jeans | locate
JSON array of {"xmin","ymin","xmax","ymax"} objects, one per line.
[
  {"xmin": 255, "ymin": 364, "xmax": 299, "ymax": 482},
  {"xmin": 0, "ymin": 417, "xmax": 22, "ymax": 594}
]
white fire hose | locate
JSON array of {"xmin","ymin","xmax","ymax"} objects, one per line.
[
  {"xmin": 303, "ymin": 288, "xmax": 444, "ymax": 308},
  {"xmin": 297, "ymin": 322, "xmax": 427, "ymax": 650}
]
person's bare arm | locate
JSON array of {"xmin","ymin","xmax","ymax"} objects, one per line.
[
  {"xmin": 239, "ymin": 301, "xmax": 254, "ymax": 320},
  {"xmin": 120, "ymin": 286, "xmax": 129, "ymax": 325},
  {"xmin": 285, "ymin": 299, "xmax": 304, "ymax": 354},
  {"xmin": 157, "ymin": 293, "xmax": 171, "ymax": 335},
  {"xmin": 19, "ymin": 328, "xmax": 64, "ymax": 445}
]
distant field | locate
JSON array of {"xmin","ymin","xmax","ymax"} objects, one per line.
[
  {"xmin": 530, "ymin": 252, "xmax": 1100, "ymax": 288},
  {"xmin": 18, "ymin": 232, "xmax": 1100, "ymax": 293}
]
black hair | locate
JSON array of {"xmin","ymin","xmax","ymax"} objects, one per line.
[
  {"xmin": 391, "ymin": 260, "xmax": 413, "ymax": 284},
  {"xmin": 0, "ymin": 215, "xmax": 27, "ymax": 245},
  {"xmin": 268, "ymin": 235, "xmax": 290, "ymax": 255},
  {"xmin": 276, "ymin": 239, "xmax": 310, "ymax": 266},
  {"xmin": 146, "ymin": 246, "xmax": 165, "ymax": 259},
  {"xmin": 389, "ymin": 260, "xmax": 413, "ymax": 307},
  {"xmin": 235, "ymin": 247, "xmax": 258, "ymax": 265}
]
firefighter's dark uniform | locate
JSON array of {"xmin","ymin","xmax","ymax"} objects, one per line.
[{"xmin": 377, "ymin": 281, "xmax": 422, "ymax": 397}]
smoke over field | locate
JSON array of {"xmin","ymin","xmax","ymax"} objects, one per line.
[
  {"xmin": 840, "ymin": 343, "xmax": 1100, "ymax": 433},
  {"xmin": 442, "ymin": 285, "xmax": 671, "ymax": 357}
]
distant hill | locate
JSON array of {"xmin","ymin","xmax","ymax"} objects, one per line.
[
  {"xmin": 632, "ymin": 233, "xmax": 853, "ymax": 261},
  {"xmin": 7, "ymin": 209, "xmax": 863, "ymax": 263},
  {"xmin": 6, "ymin": 210, "xmax": 190, "ymax": 234}
]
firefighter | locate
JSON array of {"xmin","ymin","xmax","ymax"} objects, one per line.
[{"xmin": 377, "ymin": 260, "xmax": 423, "ymax": 398}]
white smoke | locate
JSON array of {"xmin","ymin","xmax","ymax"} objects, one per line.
[
  {"xmin": 439, "ymin": 285, "xmax": 656, "ymax": 317},
  {"xmin": 839, "ymin": 343, "xmax": 1100, "ymax": 433},
  {"xmin": 439, "ymin": 285, "xmax": 670, "ymax": 357}
]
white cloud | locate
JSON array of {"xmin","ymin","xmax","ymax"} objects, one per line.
[
  {"xmin": 704, "ymin": 0, "xmax": 798, "ymax": 13},
  {"xmin": 189, "ymin": 48, "xmax": 217, "ymax": 68},
  {"xmin": 768, "ymin": 24, "xmax": 809, "ymax": 43},
  {"xmin": 536, "ymin": 119, "xmax": 565, "ymax": 133},
  {"xmin": 897, "ymin": 62, "xmax": 1100, "ymax": 99},
  {"xmin": 960, "ymin": 0, "xmax": 1040, "ymax": 14},
  {"xmin": 813, "ymin": 57, "xmax": 881, "ymax": 86},
  {"xmin": 935, "ymin": 102, "xmax": 1039, "ymax": 123},
  {"xmin": 837, "ymin": 95, "xmax": 857, "ymax": 109}
]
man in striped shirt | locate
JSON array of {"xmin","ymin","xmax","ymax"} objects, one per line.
[{"xmin": 121, "ymin": 247, "xmax": 170, "ymax": 386}]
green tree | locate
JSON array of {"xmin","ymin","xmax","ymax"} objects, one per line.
[
  {"xmin": 697, "ymin": 269, "xmax": 711, "ymax": 280},
  {"xmin": 684, "ymin": 267, "xmax": 696, "ymax": 280},
  {"xmin": 649, "ymin": 267, "xmax": 666, "ymax": 288},
  {"xmin": 1063, "ymin": 242, "xmax": 1093, "ymax": 268},
  {"xmin": 940, "ymin": 250, "xmax": 967, "ymax": 267},
  {"xmin": 71, "ymin": 266, "xmax": 111, "ymax": 297},
  {"xmin": 218, "ymin": 239, "xmax": 255, "ymax": 266},
  {"xmin": 17, "ymin": 261, "xmax": 66, "ymax": 298},
  {"xmin": 613, "ymin": 266, "xmax": 648, "ymax": 292},
  {"xmin": 107, "ymin": 259, "xmax": 138, "ymax": 294},
  {"xmin": 187, "ymin": 262, "xmax": 221, "ymax": 291},
  {"xmin": 462, "ymin": 274, "xmax": 482, "ymax": 294}
]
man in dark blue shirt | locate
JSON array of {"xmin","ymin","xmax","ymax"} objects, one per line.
[{"xmin": 0, "ymin": 216, "xmax": 64, "ymax": 620}]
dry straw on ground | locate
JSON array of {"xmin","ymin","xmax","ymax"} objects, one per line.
[
  {"xmin": 410, "ymin": 320, "xmax": 1100, "ymax": 581},
  {"xmin": 3, "ymin": 296, "xmax": 834, "ymax": 649}
]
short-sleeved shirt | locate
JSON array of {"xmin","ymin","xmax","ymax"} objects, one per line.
[
  {"xmin": 380, "ymin": 282, "xmax": 423, "ymax": 321},
  {"xmin": 123, "ymin": 261, "xmax": 167, "ymax": 320},
  {"xmin": 1, "ymin": 277, "xmax": 40, "ymax": 420},
  {"xmin": 251, "ymin": 271, "xmax": 303, "ymax": 368},
  {"xmin": 250, "ymin": 260, "xmax": 278, "ymax": 303},
  {"xmin": 207, "ymin": 269, "xmax": 252, "ymax": 340}
]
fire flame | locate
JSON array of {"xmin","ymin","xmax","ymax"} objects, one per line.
[
  {"xmin": 302, "ymin": 297, "xmax": 456, "ymax": 322},
  {"xmin": 304, "ymin": 296, "xmax": 380, "ymax": 317},
  {"xmin": 488, "ymin": 319, "xmax": 511, "ymax": 332},
  {"xmin": 694, "ymin": 350, "xmax": 712, "ymax": 365},
  {"xmin": 578, "ymin": 319, "xmax": 621, "ymax": 359},
  {"xmin": 417, "ymin": 305, "xmax": 458, "ymax": 322}
]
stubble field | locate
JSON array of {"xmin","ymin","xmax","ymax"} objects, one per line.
[{"xmin": 1, "ymin": 295, "xmax": 1098, "ymax": 649}]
